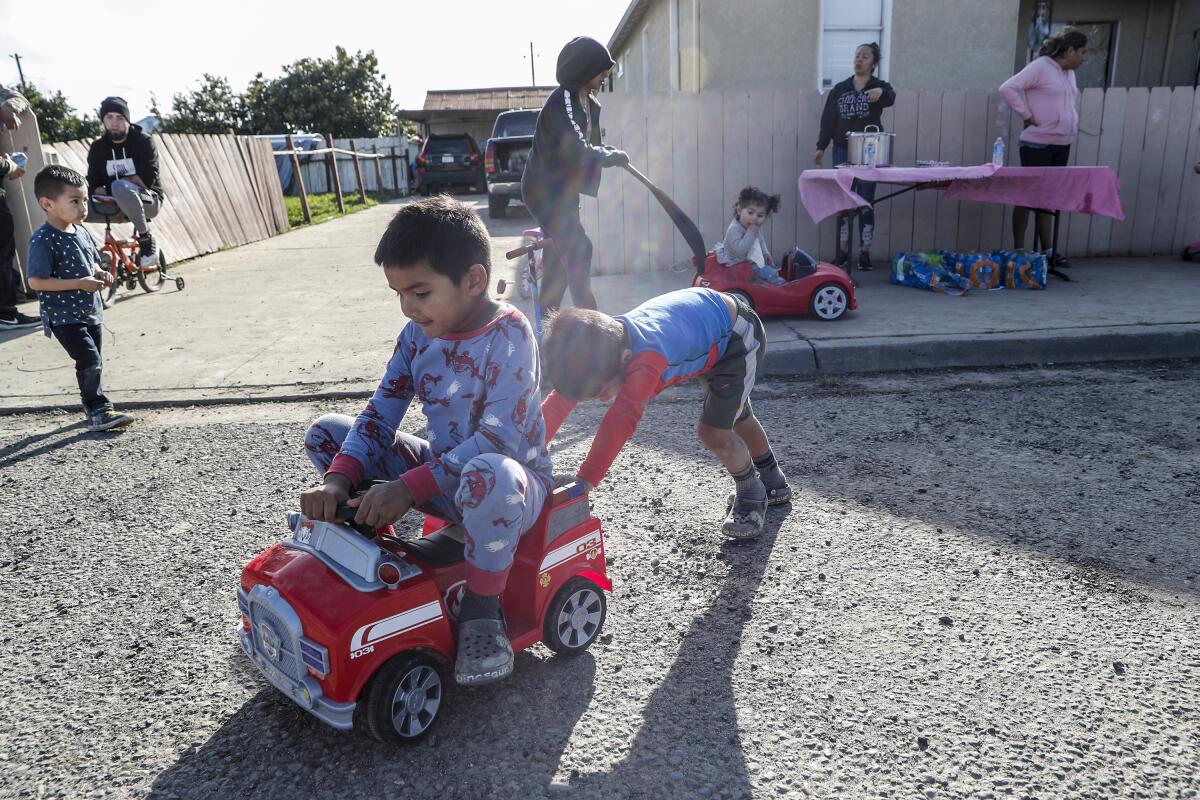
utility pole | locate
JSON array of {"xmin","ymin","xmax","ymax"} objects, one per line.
[
  {"xmin": 527, "ymin": 42, "xmax": 536, "ymax": 86},
  {"xmin": 10, "ymin": 53, "xmax": 25, "ymax": 87}
]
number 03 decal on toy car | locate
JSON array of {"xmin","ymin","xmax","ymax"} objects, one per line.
[
  {"xmin": 539, "ymin": 535, "xmax": 603, "ymax": 573},
  {"xmin": 350, "ymin": 600, "xmax": 443, "ymax": 654}
]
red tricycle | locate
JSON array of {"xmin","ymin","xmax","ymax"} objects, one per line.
[
  {"xmin": 236, "ymin": 480, "xmax": 610, "ymax": 743},
  {"xmin": 692, "ymin": 249, "xmax": 857, "ymax": 320}
]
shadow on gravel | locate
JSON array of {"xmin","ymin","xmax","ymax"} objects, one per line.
[
  {"xmin": 571, "ymin": 510, "xmax": 789, "ymax": 799},
  {"xmin": 146, "ymin": 645, "xmax": 597, "ymax": 799},
  {"xmin": 0, "ymin": 420, "xmax": 96, "ymax": 469}
]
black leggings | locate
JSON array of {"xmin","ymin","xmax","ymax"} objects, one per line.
[{"xmin": 526, "ymin": 193, "xmax": 596, "ymax": 314}]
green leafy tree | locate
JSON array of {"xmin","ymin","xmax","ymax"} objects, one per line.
[
  {"xmin": 243, "ymin": 47, "xmax": 399, "ymax": 136},
  {"xmin": 158, "ymin": 74, "xmax": 245, "ymax": 134},
  {"xmin": 21, "ymin": 83, "xmax": 97, "ymax": 143}
]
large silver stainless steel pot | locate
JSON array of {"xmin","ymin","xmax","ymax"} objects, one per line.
[{"xmin": 846, "ymin": 125, "xmax": 895, "ymax": 167}]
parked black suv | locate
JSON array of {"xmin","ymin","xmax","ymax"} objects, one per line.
[
  {"xmin": 416, "ymin": 134, "xmax": 484, "ymax": 195},
  {"xmin": 484, "ymin": 109, "xmax": 537, "ymax": 218}
]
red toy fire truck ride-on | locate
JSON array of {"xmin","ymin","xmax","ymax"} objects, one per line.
[
  {"xmin": 237, "ymin": 480, "xmax": 609, "ymax": 743},
  {"xmin": 692, "ymin": 249, "xmax": 857, "ymax": 321}
]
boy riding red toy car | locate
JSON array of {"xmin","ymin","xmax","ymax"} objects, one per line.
[
  {"xmin": 692, "ymin": 249, "xmax": 856, "ymax": 320},
  {"xmin": 237, "ymin": 480, "xmax": 609, "ymax": 743}
]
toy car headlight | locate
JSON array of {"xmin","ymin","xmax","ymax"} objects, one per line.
[{"xmin": 377, "ymin": 561, "xmax": 403, "ymax": 588}]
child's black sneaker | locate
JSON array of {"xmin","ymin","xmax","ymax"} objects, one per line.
[
  {"xmin": 88, "ymin": 409, "xmax": 133, "ymax": 432},
  {"xmin": 857, "ymin": 252, "xmax": 874, "ymax": 271},
  {"xmin": 721, "ymin": 495, "xmax": 767, "ymax": 539}
]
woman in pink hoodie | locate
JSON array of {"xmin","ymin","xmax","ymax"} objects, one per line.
[{"xmin": 999, "ymin": 30, "xmax": 1088, "ymax": 267}]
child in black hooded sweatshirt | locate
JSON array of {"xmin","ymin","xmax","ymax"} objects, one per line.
[{"xmin": 521, "ymin": 36, "xmax": 628, "ymax": 316}]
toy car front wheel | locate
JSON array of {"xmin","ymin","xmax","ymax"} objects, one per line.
[
  {"xmin": 809, "ymin": 283, "xmax": 849, "ymax": 321},
  {"xmin": 360, "ymin": 651, "xmax": 445, "ymax": 744},
  {"xmin": 543, "ymin": 577, "xmax": 607, "ymax": 655}
]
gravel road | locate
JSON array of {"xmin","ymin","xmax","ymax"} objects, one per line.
[{"xmin": 1, "ymin": 363, "xmax": 1197, "ymax": 799}]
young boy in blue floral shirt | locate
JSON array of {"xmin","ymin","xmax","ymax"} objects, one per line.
[
  {"xmin": 299, "ymin": 196, "xmax": 552, "ymax": 686},
  {"xmin": 26, "ymin": 165, "xmax": 132, "ymax": 431}
]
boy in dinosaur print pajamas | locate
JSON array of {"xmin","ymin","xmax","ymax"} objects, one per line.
[{"xmin": 299, "ymin": 197, "xmax": 551, "ymax": 686}]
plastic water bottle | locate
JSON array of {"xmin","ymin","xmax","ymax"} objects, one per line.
[
  {"xmin": 864, "ymin": 140, "xmax": 876, "ymax": 168},
  {"xmin": 992, "ymin": 137, "xmax": 1006, "ymax": 167}
]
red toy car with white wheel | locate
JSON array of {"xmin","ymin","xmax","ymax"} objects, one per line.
[
  {"xmin": 236, "ymin": 481, "xmax": 609, "ymax": 743},
  {"xmin": 692, "ymin": 250, "xmax": 856, "ymax": 320}
]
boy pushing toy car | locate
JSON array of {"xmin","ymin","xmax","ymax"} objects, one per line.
[{"xmin": 540, "ymin": 287, "xmax": 791, "ymax": 539}]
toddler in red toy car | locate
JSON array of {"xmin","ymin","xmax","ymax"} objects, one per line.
[
  {"xmin": 714, "ymin": 186, "xmax": 786, "ymax": 286},
  {"xmin": 540, "ymin": 287, "xmax": 791, "ymax": 540},
  {"xmin": 300, "ymin": 197, "xmax": 552, "ymax": 687}
]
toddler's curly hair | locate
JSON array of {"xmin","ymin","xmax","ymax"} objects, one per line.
[{"xmin": 733, "ymin": 186, "xmax": 781, "ymax": 218}]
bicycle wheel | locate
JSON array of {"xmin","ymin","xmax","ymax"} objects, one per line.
[
  {"xmin": 101, "ymin": 254, "xmax": 120, "ymax": 308},
  {"xmin": 137, "ymin": 250, "xmax": 167, "ymax": 293}
]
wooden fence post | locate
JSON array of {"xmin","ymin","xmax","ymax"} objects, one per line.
[
  {"xmin": 350, "ymin": 140, "xmax": 368, "ymax": 203},
  {"xmin": 390, "ymin": 146, "xmax": 401, "ymax": 194},
  {"xmin": 325, "ymin": 133, "xmax": 345, "ymax": 213},
  {"xmin": 372, "ymin": 144, "xmax": 385, "ymax": 193},
  {"xmin": 286, "ymin": 134, "xmax": 311, "ymax": 224}
]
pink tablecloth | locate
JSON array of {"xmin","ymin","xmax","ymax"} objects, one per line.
[{"xmin": 798, "ymin": 165, "xmax": 1125, "ymax": 223}]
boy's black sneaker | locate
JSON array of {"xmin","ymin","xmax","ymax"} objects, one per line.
[
  {"xmin": 0, "ymin": 311, "xmax": 41, "ymax": 330},
  {"xmin": 88, "ymin": 409, "xmax": 134, "ymax": 432},
  {"xmin": 138, "ymin": 232, "xmax": 158, "ymax": 267},
  {"xmin": 857, "ymin": 252, "xmax": 874, "ymax": 271}
]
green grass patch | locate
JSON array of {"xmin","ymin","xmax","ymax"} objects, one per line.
[{"xmin": 285, "ymin": 190, "xmax": 401, "ymax": 227}]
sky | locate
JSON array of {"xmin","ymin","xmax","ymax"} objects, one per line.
[{"xmin": 0, "ymin": 0, "xmax": 631, "ymax": 121}]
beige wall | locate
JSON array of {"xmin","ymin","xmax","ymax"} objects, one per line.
[
  {"xmin": 612, "ymin": 0, "xmax": 1016, "ymax": 94},
  {"xmin": 889, "ymin": 0, "xmax": 1021, "ymax": 89}
]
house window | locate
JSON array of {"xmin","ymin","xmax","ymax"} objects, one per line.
[
  {"xmin": 820, "ymin": 0, "xmax": 891, "ymax": 90},
  {"xmin": 1049, "ymin": 20, "xmax": 1117, "ymax": 89}
]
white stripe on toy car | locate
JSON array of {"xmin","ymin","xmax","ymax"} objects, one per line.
[
  {"xmin": 539, "ymin": 534, "xmax": 603, "ymax": 573},
  {"xmin": 351, "ymin": 601, "xmax": 443, "ymax": 651}
]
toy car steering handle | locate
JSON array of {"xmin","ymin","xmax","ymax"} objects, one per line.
[{"xmin": 333, "ymin": 479, "xmax": 391, "ymax": 538}]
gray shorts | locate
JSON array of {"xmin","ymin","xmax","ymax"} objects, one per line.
[{"xmin": 698, "ymin": 297, "xmax": 766, "ymax": 429}]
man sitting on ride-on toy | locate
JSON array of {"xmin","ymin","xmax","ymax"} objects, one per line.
[{"xmin": 299, "ymin": 197, "xmax": 553, "ymax": 686}]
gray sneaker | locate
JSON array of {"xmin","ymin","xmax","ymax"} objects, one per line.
[
  {"xmin": 722, "ymin": 495, "xmax": 767, "ymax": 539},
  {"xmin": 88, "ymin": 409, "xmax": 134, "ymax": 432},
  {"xmin": 454, "ymin": 617, "xmax": 514, "ymax": 686}
]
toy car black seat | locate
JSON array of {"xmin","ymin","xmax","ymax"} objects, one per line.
[
  {"xmin": 402, "ymin": 528, "xmax": 466, "ymax": 566},
  {"xmin": 781, "ymin": 247, "xmax": 817, "ymax": 281}
]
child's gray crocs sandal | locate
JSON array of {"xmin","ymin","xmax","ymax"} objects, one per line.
[
  {"xmin": 725, "ymin": 483, "xmax": 792, "ymax": 509},
  {"xmin": 454, "ymin": 618, "xmax": 515, "ymax": 686},
  {"xmin": 721, "ymin": 495, "xmax": 767, "ymax": 539}
]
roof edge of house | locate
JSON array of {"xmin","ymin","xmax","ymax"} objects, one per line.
[{"xmin": 607, "ymin": 0, "xmax": 653, "ymax": 56}]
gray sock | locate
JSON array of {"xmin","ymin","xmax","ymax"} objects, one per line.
[
  {"xmin": 753, "ymin": 450, "xmax": 788, "ymax": 491},
  {"xmin": 731, "ymin": 463, "xmax": 766, "ymax": 503}
]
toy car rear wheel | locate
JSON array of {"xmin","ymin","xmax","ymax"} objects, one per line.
[
  {"xmin": 809, "ymin": 283, "xmax": 849, "ymax": 321},
  {"xmin": 726, "ymin": 290, "xmax": 754, "ymax": 310},
  {"xmin": 360, "ymin": 651, "xmax": 445, "ymax": 744},
  {"xmin": 543, "ymin": 577, "xmax": 606, "ymax": 655}
]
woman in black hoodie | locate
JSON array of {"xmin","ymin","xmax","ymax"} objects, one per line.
[
  {"xmin": 813, "ymin": 43, "xmax": 895, "ymax": 274},
  {"xmin": 522, "ymin": 36, "xmax": 628, "ymax": 314}
]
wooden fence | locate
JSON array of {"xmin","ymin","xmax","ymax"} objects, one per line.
[
  {"xmin": 580, "ymin": 87, "xmax": 1200, "ymax": 274},
  {"xmin": 290, "ymin": 135, "xmax": 412, "ymax": 195},
  {"xmin": 40, "ymin": 133, "xmax": 288, "ymax": 265}
]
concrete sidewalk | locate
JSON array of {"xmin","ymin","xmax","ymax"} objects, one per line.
[{"xmin": 2, "ymin": 195, "xmax": 1198, "ymax": 413}]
